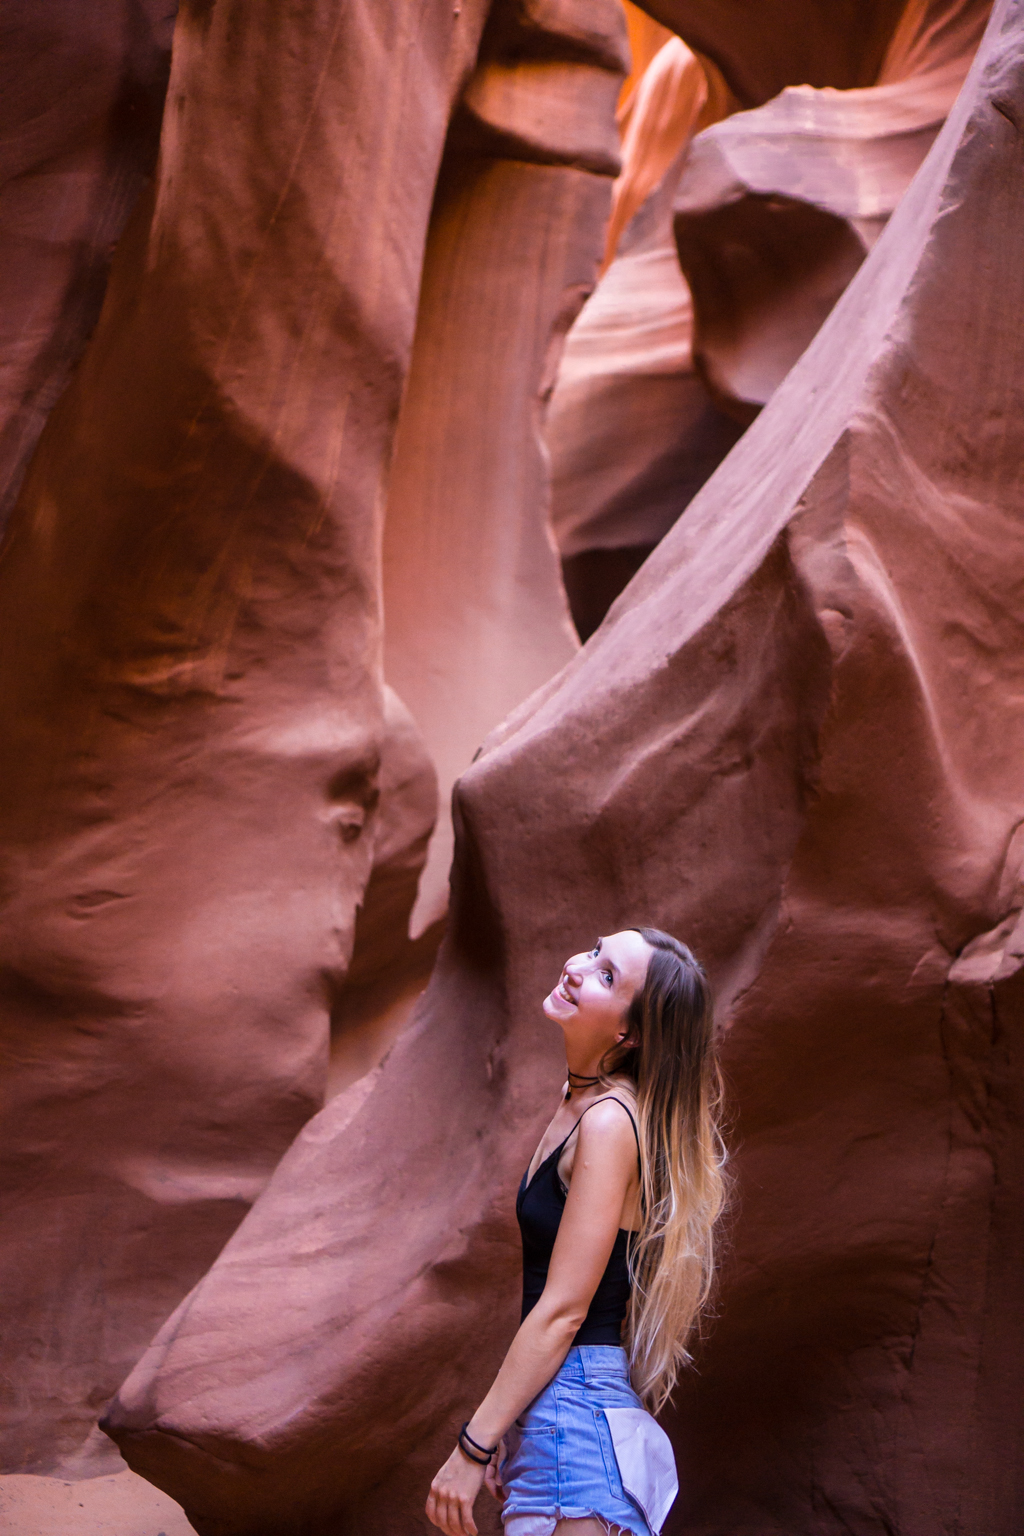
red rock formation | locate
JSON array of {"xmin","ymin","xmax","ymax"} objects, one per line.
[
  {"xmin": 0, "ymin": 0, "xmax": 625, "ymax": 1477},
  {"xmin": 618, "ymin": 3, "xmax": 675, "ymax": 114},
  {"xmin": 335, "ymin": 0, "xmax": 630, "ymax": 1074},
  {"xmin": 674, "ymin": 0, "xmax": 990, "ymax": 419},
  {"xmin": 381, "ymin": 13, "xmax": 627, "ymax": 929},
  {"xmin": 548, "ymin": 39, "xmax": 743, "ymax": 640},
  {"xmin": 601, "ymin": 36, "xmax": 733, "ymax": 271},
  {"xmin": 104, "ymin": 4, "xmax": 1024, "ymax": 1535},
  {"xmin": 552, "ymin": 0, "xmax": 987, "ymax": 645},
  {"xmin": 636, "ymin": 0, "xmax": 909, "ymax": 105},
  {"xmin": 0, "ymin": 0, "xmax": 173, "ymax": 529}
]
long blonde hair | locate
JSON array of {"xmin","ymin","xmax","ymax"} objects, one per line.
[{"xmin": 604, "ymin": 929, "xmax": 728, "ymax": 1414}]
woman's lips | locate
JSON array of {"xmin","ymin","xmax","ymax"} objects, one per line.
[{"xmin": 556, "ymin": 980, "xmax": 576, "ymax": 1006}]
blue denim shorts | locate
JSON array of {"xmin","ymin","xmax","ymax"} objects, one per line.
[{"xmin": 500, "ymin": 1346, "xmax": 669, "ymax": 1536}]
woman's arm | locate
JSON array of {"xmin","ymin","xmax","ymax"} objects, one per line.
[
  {"xmin": 467, "ymin": 1101, "xmax": 637, "ymax": 1443},
  {"xmin": 426, "ymin": 1100, "xmax": 638, "ymax": 1536}
]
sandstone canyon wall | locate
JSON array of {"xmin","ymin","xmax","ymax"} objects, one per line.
[
  {"xmin": 673, "ymin": 0, "xmax": 991, "ymax": 419},
  {"xmin": 0, "ymin": 0, "xmax": 628, "ymax": 1479},
  {"xmin": 547, "ymin": 37, "xmax": 744, "ymax": 639},
  {"xmin": 549, "ymin": 0, "xmax": 989, "ymax": 641},
  {"xmin": 102, "ymin": 4, "xmax": 1024, "ymax": 1536},
  {"xmin": 636, "ymin": 0, "xmax": 910, "ymax": 105}
]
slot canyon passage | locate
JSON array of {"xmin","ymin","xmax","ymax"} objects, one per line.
[{"xmin": 1, "ymin": 0, "xmax": 1023, "ymax": 1532}]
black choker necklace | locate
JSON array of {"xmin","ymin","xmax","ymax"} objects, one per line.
[{"xmin": 566, "ymin": 1070, "xmax": 602, "ymax": 1100}]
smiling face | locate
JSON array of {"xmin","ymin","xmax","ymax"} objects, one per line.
[{"xmin": 543, "ymin": 930, "xmax": 654, "ymax": 1065}]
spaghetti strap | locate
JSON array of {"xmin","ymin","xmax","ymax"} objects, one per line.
[{"xmin": 525, "ymin": 1094, "xmax": 641, "ymax": 1192}]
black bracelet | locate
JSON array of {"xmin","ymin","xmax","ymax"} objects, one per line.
[{"xmin": 458, "ymin": 1423, "xmax": 497, "ymax": 1465}]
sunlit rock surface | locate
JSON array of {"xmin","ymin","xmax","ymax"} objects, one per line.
[
  {"xmin": 381, "ymin": 0, "xmax": 630, "ymax": 930},
  {"xmin": 636, "ymin": 0, "xmax": 909, "ymax": 104}
]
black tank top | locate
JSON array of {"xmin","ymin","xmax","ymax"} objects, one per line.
[{"xmin": 517, "ymin": 1097, "xmax": 641, "ymax": 1347}]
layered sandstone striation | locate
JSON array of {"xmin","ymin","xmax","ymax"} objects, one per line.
[
  {"xmin": 105, "ymin": 3, "xmax": 1024, "ymax": 1535},
  {"xmin": 380, "ymin": 0, "xmax": 630, "ymax": 932},
  {"xmin": 0, "ymin": 0, "xmax": 625, "ymax": 1477}
]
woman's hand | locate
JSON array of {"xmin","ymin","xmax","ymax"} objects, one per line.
[{"xmin": 426, "ymin": 1444, "xmax": 488, "ymax": 1535}]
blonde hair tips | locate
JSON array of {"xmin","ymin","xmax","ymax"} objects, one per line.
[{"xmin": 604, "ymin": 929, "xmax": 728, "ymax": 1414}]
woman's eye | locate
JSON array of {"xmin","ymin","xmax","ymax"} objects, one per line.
[
  {"xmin": 590, "ymin": 945, "xmax": 600, "ymax": 957},
  {"xmin": 603, "ymin": 971, "xmax": 613, "ymax": 986}
]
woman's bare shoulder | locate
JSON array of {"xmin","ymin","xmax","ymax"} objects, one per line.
[{"xmin": 577, "ymin": 1089, "xmax": 638, "ymax": 1146}]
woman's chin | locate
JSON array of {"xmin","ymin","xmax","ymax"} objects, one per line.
[{"xmin": 542, "ymin": 990, "xmax": 572, "ymax": 1024}]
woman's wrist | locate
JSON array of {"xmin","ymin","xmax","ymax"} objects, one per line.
[
  {"xmin": 464, "ymin": 1417, "xmax": 501, "ymax": 1455},
  {"xmin": 456, "ymin": 1423, "xmax": 496, "ymax": 1466}
]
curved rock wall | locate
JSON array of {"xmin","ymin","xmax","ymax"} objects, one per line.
[
  {"xmin": 0, "ymin": 0, "xmax": 451, "ymax": 1470},
  {"xmin": 550, "ymin": 1, "xmax": 988, "ymax": 646},
  {"xmin": 0, "ymin": 0, "xmax": 625, "ymax": 1477},
  {"xmin": 673, "ymin": 0, "xmax": 990, "ymax": 418},
  {"xmin": 547, "ymin": 38, "xmax": 744, "ymax": 640},
  {"xmin": 102, "ymin": 3, "xmax": 1024, "ymax": 1534},
  {"xmin": 633, "ymin": 0, "xmax": 908, "ymax": 104},
  {"xmin": 382, "ymin": 0, "xmax": 629, "ymax": 929}
]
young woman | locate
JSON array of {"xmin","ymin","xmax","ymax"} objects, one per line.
[{"xmin": 426, "ymin": 927, "xmax": 727, "ymax": 1536}]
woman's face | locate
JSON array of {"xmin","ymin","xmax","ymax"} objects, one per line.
[{"xmin": 543, "ymin": 930, "xmax": 653, "ymax": 1056}]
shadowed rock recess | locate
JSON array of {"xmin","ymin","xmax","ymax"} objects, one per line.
[
  {"xmin": 103, "ymin": 2, "xmax": 1024, "ymax": 1534},
  {"xmin": 0, "ymin": 0, "xmax": 174, "ymax": 530}
]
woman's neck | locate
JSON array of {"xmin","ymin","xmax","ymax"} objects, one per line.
[
  {"xmin": 565, "ymin": 1065, "xmax": 602, "ymax": 1101},
  {"xmin": 564, "ymin": 1046, "xmax": 605, "ymax": 1081}
]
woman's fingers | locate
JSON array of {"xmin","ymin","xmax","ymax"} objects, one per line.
[
  {"xmin": 425, "ymin": 1483, "xmax": 455, "ymax": 1534},
  {"xmin": 427, "ymin": 1493, "xmax": 447, "ymax": 1535},
  {"xmin": 427, "ymin": 1488, "xmax": 472, "ymax": 1536},
  {"xmin": 427, "ymin": 1446, "xmax": 486, "ymax": 1535},
  {"xmin": 449, "ymin": 1496, "xmax": 475, "ymax": 1536},
  {"xmin": 453, "ymin": 1494, "xmax": 476, "ymax": 1536}
]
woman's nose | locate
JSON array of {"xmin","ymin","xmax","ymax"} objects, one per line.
[{"xmin": 564, "ymin": 954, "xmax": 585, "ymax": 981}]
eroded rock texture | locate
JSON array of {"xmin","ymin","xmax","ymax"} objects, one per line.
[
  {"xmin": 336, "ymin": 1, "xmax": 629, "ymax": 1080},
  {"xmin": 0, "ymin": 0, "xmax": 624, "ymax": 1477},
  {"xmin": 674, "ymin": 0, "xmax": 991, "ymax": 418},
  {"xmin": 0, "ymin": 0, "xmax": 174, "ymax": 529},
  {"xmin": 635, "ymin": 0, "xmax": 909, "ymax": 105},
  {"xmin": 548, "ymin": 39, "xmax": 744, "ymax": 640},
  {"xmin": 552, "ymin": 0, "xmax": 988, "ymax": 645},
  {"xmin": 105, "ymin": 3, "xmax": 1024, "ymax": 1534},
  {"xmin": 380, "ymin": 0, "xmax": 630, "ymax": 929}
]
